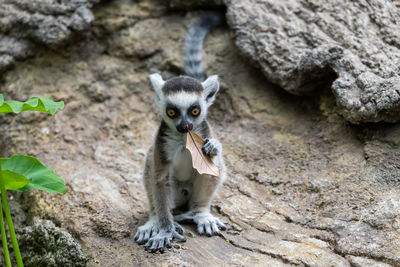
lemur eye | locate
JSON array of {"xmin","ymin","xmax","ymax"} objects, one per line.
[
  {"xmin": 167, "ymin": 109, "xmax": 176, "ymax": 117},
  {"xmin": 191, "ymin": 108, "xmax": 200, "ymax": 116}
]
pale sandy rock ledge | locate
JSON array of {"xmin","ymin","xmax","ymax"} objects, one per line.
[{"xmin": 0, "ymin": 0, "xmax": 400, "ymax": 266}]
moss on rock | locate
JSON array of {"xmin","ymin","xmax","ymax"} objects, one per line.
[{"xmin": 18, "ymin": 219, "xmax": 87, "ymax": 267}]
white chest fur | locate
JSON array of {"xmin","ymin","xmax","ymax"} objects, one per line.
[
  {"xmin": 163, "ymin": 131, "xmax": 194, "ymax": 182},
  {"xmin": 170, "ymin": 148, "xmax": 194, "ymax": 182}
]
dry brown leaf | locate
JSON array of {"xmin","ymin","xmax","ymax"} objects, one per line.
[{"xmin": 186, "ymin": 130, "xmax": 220, "ymax": 177}]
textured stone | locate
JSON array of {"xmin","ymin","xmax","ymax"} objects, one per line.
[
  {"xmin": 224, "ymin": 0, "xmax": 400, "ymax": 123},
  {"xmin": 346, "ymin": 256, "xmax": 392, "ymax": 267},
  {"xmin": 0, "ymin": 0, "xmax": 99, "ymax": 73},
  {"xmin": 0, "ymin": 0, "xmax": 400, "ymax": 266},
  {"xmin": 18, "ymin": 219, "xmax": 87, "ymax": 267}
]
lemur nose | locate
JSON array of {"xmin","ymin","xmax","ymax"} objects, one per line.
[{"xmin": 176, "ymin": 123, "xmax": 192, "ymax": 133}]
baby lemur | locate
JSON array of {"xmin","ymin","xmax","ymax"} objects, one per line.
[{"xmin": 134, "ymin": 12, "xmax": 226, "ymax": 253}]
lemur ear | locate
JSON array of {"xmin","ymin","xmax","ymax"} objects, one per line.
[
  {"xmin": 202, "ymin": 75, "xmax": 220, "ymax": 106},
  {"xmin": 149, "ymin": 73, "xmax": 165, "ymax": 101}
]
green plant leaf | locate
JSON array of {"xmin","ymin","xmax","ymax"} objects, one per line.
[
  {"xmin": 0, "ymin": 94, "xmax": 64, "ymax": 115},
  {"xmin": 0, "ymin": 170, "xmax": 31, "ymax": 191},
  {"xmin": 0, "ymin": 155, "xmax": 66, "ymax": 194}
]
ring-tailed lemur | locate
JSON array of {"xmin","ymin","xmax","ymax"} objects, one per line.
[{"xmin": 134, "ymin": 12, "xmax": 226, "ymax": 253}]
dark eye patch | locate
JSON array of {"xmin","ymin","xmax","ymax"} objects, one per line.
[
  {"xmin": 188, "ymin": 103, "xmax": 201, "ymax": 117},
  {"xmin": 188, "ymin": 103, "xmax": 200, "ymax": 111},
  {"xmin": 188, "ymin": 102, "xmax": 200, "ymax": 110},
  {"xmin": 166, "ymin": 104, "xmax": 180, "ymax": 118}
]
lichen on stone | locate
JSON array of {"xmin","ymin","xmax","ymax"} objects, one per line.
[{"xmin": 18, "ymin": 219, "xmax": 87, "ymax": 267}]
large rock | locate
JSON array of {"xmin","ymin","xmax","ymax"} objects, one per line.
[
  {"xmin": 224, "ymin": 0, "xmax": 400, "ymax": 123},
  {"xmin": 0, "ymin": 0, "xmax": 99, "ymax": 73},
  {"xmin": 1, "ymin": 0, "xmax": 400, "ymax": 266}
]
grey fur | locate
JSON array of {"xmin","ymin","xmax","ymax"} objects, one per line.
[
  {"xmin": 183, "ymin": 12, "xmax": 224, "ymax": 81},
  {"xmin": 135, "ymin": 112, "xmax": 227, "ymax": 253}
]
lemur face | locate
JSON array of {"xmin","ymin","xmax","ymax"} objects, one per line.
[
  {"xmin": 164, "ymin": 92, "xmax": 206, "ymax": 133},
  {"xmin": 149, "ymin": 74, "xmax": 220, "ymax": 134}
]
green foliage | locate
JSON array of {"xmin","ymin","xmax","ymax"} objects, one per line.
[
  {"xmin": 0, "ymin": 94, "xmax": 66, "ymax": 267},
  {"xmin": 0, "ymin": 155, "xmax": 66, "ymax": 194},
  {"xmin": 0, "ymin": 94, "xmax": 64, "ymax": 115},
  {"xmin": 0, "ymin": 170, "xmax": 31, "ymax": 191}
]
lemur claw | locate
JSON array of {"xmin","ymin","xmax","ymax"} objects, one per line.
[{"xmin": 202, "ymin": 138, "xmax": 221, "ymax": 157}]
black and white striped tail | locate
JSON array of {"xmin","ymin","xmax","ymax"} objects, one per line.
[{"xmin": 183, "ymin": 11, "xmax": 224, "ymax": 81}]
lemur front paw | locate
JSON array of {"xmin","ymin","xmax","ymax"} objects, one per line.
[
  {"xmin": 134, "ymin": 220, "xmax": 158, "ymax": 245},
  {"xmin": 134, "ymin": 220, "xmax": 186, "ymax": 253},
  {"xmin": 175, "ymin": 211, "xmax": 226, "ymax": 236},
  {"xmin": 202, "ymin": 138, "xmax": 222, "ymax": 157}
]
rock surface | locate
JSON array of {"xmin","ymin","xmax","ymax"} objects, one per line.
[
  {"xmin": 0, "ymin": 0, "xmax": 400, "ymax": 266},
  {"xmin": 0, "ymin": 0, "xmax": 99, "ymax": 73},
  {"xmin": 18, "ymin": 219, "xmax": 87, "ymax": 267},
  {"xmin": 224, "ymin": 0, "xmax": 400, "ymax": 123}
]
